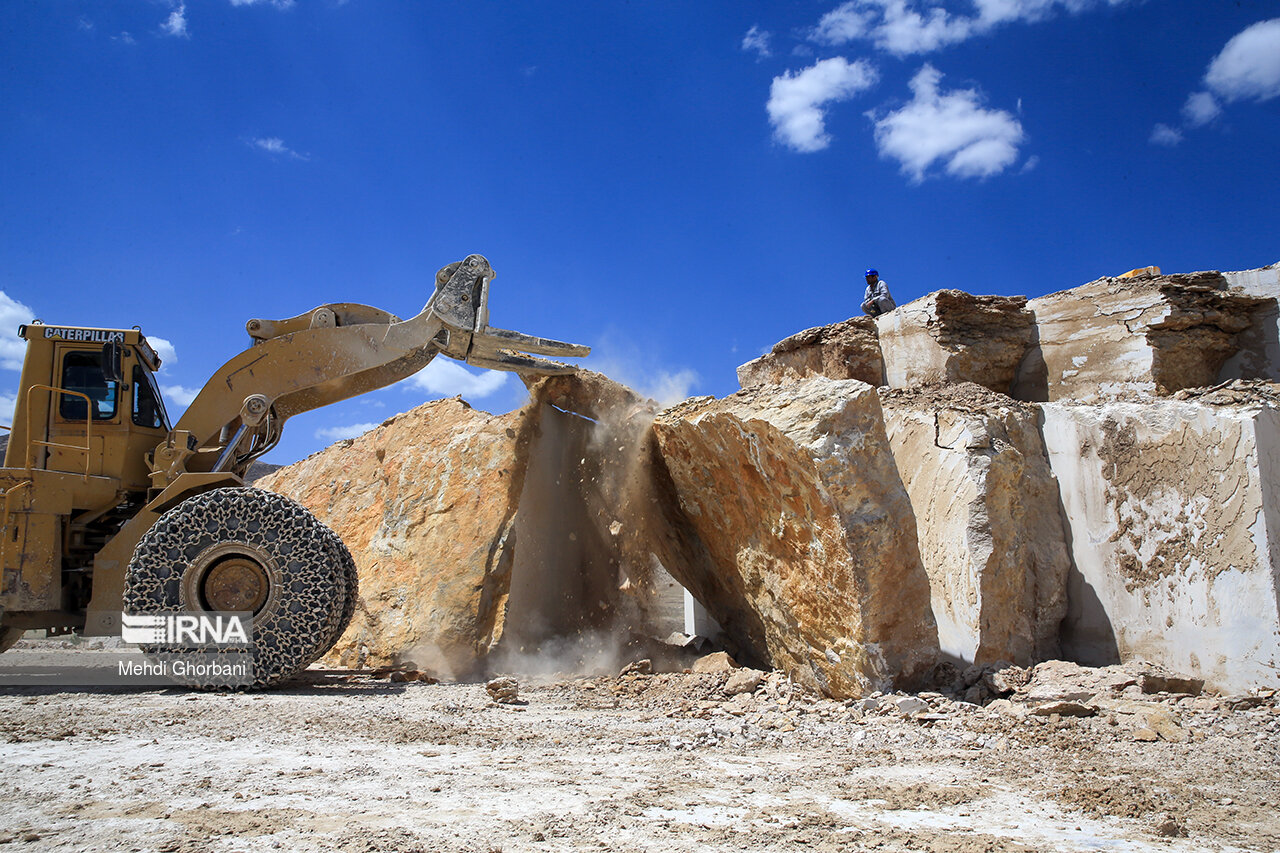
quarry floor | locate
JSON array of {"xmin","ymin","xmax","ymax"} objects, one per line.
[{"xmin": 1, "ymin": 659, "xmax": 1278, "ymax": 853}]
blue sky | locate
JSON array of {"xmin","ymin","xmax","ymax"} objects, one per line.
[{"xmin": 2, "ymin": 0, "xmax": 1278, "ymax": 465}]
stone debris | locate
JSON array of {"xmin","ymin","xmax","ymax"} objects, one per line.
[
  {"xmin": 619, "ymin": 659, "xmax": 652, "ymax": 676},
  {"xmin": 891, "ymin": 696, "xmax": 930, "ymax": 716},
  {"xmin": 1030, "ymin": 700, "xmax": 1097, "ymax": 717},
  {"xmin": 1132, "ymin": 707, "xmax": 1188, "ymax": 743},
  {"xmin": 724, "ymin": 668, "xmax": 765, "ymax": 696},
  {"xmin": 7, "ymin": 664, "xmax": 1277, "ymax": 851},
  {"xmin": 485, "ymin": 676, "xmax": 520, "ymax": 704},
  {"xmin": 1139, "ymin": 673, "xmax": 1204, "ymax": 696},
  {"xmin": 691, "ymin": 652, "xmax": 737, "ymax": 674}
]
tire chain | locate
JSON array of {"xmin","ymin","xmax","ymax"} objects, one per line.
[
  {"xmin": 311, "ymin": 526, "xmax": 359, "ymax": 665},
  {"xmin": 123, "ymin": 487, "xmax": 347, "ymax": 689}
]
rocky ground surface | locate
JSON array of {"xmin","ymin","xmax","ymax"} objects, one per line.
[{"xmin": 1, "ymin": 647, "xmax": 1277, "ymax": 853}]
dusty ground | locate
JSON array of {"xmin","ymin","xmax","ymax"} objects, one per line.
[{"xmin": 1, "ymin": 650, "xmax": 1278, "ymax": 852}]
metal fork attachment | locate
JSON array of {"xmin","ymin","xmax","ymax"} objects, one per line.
[{"xmin": 427, "ymin": 254, "xmax": 590, "ymax": 375}]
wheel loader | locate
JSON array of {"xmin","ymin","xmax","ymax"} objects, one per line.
[{"xmin": 0, "ymin": 255, "xmax": 588, "ymax": 687}]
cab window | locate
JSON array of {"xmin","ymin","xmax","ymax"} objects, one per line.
[
  {"xmin": 132, "ymin": 364, "xmax": 170, "ymax": 430},
  {"xmin": 60, "ymin": 351, "xmax": 119, "ymax": 421}
]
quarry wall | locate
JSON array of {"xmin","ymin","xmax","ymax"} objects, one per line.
[{"xmin": 262, "ymin": 264, "xmax": 1280, "ymax": 697}]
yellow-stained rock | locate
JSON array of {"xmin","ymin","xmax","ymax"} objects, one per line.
[
  {"xmin": 652, "ymin": 377, "xmax": 939, "ymax": 697},
  {"xmin": 257, "ymin": 397, "xmax": 534, "ymax": 676}
]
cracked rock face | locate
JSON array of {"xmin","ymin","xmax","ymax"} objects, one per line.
[
  {"xmin": 1014, "ymin": 272, "xmax": 1270, "ymax": 402},
  {"xmin": 257, "ymin": 397, "xmax": 534, "ymax": 676},
  {"xmin": 736, "ymin": 317, "xmax": 883, "ymax": 390},
  {"xmin": 1042, "ymin": 391, "xmax": 1280, "ymax": 693},
  {"xmin": 877, "ymin": 291, "xmax": 1035, "ymax": 395},
  {"xmin": 879, "ymin": 384, "xmax": 1070, "ymax": 667},
  {"xmin": 652, "ymin": 377, "xmax": 939, "ymax": 697}
]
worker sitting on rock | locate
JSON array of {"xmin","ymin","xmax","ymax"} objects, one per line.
[{"xmin": 861, "ymin": 269, "xmax": 896, "ymax": 318}]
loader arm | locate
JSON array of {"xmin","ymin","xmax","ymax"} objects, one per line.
[{"xmin": 148, "ymin": 255, "xmax": 588, "ymax": 488}]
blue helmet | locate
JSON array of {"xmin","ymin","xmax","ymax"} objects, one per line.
[{"xmin": 865, "ymin": 268, "xmax": 878, "ymax": 277}]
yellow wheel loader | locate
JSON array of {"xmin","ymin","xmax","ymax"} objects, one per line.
[{"xmin": 0, "ymin": 255, "xmax": 587, "ymax": 687}]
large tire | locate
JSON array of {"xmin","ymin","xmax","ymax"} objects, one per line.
[{"xmin": 123, "ymin": 487, "xmax": 349, "ymax": 689}]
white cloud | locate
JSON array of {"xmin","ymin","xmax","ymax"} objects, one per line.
[
  {"xmin": 872, "ymin": 3, "xmax": 972, "ymax": 55},
  {"xmin": 811, "ymin": 0, "xmax": 1136, "ymax": 56},
  {"xmin": 114, "ymin": 32, "xmax": 136, "ymax": 45},
  {"xmin": 1149, "ymin": 123, "xmax": 1183, "ymax": 146},
  {"xmin": 871, "ymin": 64, "xmax": 1024, "ymax": 181},
  {"xmin": 812, "ymin": 3, "xmax": 876, "ymax": 44},
  {"xmin": 1164, "ymin": 19, "xmax": 1280, "ymax": 141},
  {"xmin": 0, "ymin": 292, "xmax": 35, "ymax": 371},
  {"xmin": 742, "ymin": 25, "xmax": 773, "ymax": 59},
  {"xmin": 315, "ymin": 422, "xmax": 380, "ymax": 443},
  {"xmin": 0, "ymin": 394, "xmax": 15, "ymax": 424},
  {"xmin": 248, "ymin": 137, "xmax": 309, "ymax": 160},
  {"xmin": 406, "ymin": 359, "xmax": 508, "ymax": 399},
  {"xmin": 767, "ymin": 57, "xmax": 879, "ymax": 152},
  {"xmin": 1204, "ymin": 18, "xmax": 1280, "ymax": 104},
  {"xmin": 231, "ymin": 0, "xmax": 296, "ymax": 7},
  {"xmin": 161, "ymin": 384, "xmax": 200, "ymax": 406},
  {"xmin": 1181, "ymin": 91, "xmax": 1221, "ymax": 127},
  {"xmin": 147, "ymin": 336, "xmax": 177, "ymax": 369},
  {"xmin": 971, "ymin": 0, "xmax": 1124, "ymax": 27},
  {"xmin": 161, "ymin": 4, "xmax": 189, "ymax": 38}
]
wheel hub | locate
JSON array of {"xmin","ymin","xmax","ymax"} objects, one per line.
[{"xmin": 201, "ymin": 556, "xmax": 270, "ymax": 613}]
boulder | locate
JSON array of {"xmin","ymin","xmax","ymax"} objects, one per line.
[
  {"xmin": 724, "ymin": 668, "xmax": 766, "ymax": 695},
  {"xmin": 879, "ymin": 384, "xmax": 1071, "ymax": 666},
  {"xmin": 257, "ymin": 397, "xmax": 534, "ymax": 676},
  {"xmin": 877, "ymin": 291, "xmax": 1034, "ymax": 394},
  {"xmin": 737, "ymin": 317, "xmax": 883, "ymax": 389},
  {"xmin": 1042, "ymin": 389, "xmax": 1280, "ymax": 692},
  {"xmin": 692, "ymin": 651, "xmax": 737, "ymax": 674},
  {"xmin": 1014, "ymin": 271, "xmax": 1270, "ymax": 402},
  {"xmin": 651, "ymin": 377, "xmax": 939, "ymax": 697}
]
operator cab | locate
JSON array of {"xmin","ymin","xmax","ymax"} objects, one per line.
[{"xmin": 7, "ymin": 324, "xmax": 170, "ymax": 489}]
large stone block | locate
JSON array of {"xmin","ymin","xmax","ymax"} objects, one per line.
[
  {"xmin": 1042, "ymin": 389, "xmax": 1280, "ymax": 692},
  {"xmin": 258, "ymin": 397, "xmax": 534, "ymax": 676},
  {"xmin": 877, "ymin": 291, "xmax": 1034, "ymax": 394},
  {"xmin": 1221, "ymin": 263, "xmax": 1280, "ymax": 383},
  {"xmin": 1014, "ymin": 272, "xmax": 1269, "ymax": 402},
  {"xmin": 652, "ymin": 377, "xmax": 939, "ymax": 697},
  {"xmin": 737, "ymin": 317, "xmax": 883, "ymax": 389},
  {"xmin": 880, "ymin": 385, "xmax": 1070, "ymax": 667}
]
